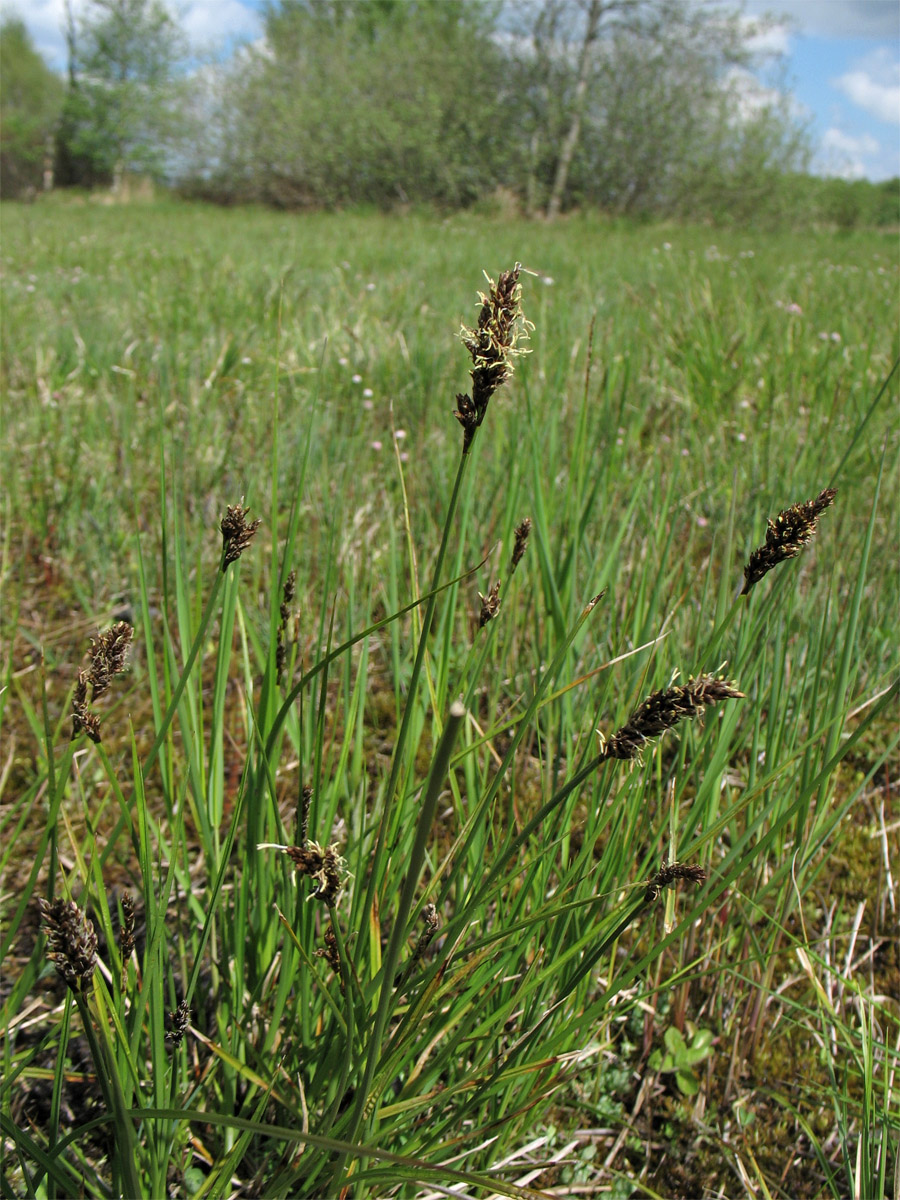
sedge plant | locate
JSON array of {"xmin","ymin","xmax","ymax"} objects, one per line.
[{"xmin": 1, "ymin": 246, "xmax": 897, "ymax": 1199}]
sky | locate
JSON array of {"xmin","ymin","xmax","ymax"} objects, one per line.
[{"xmin": 10, "ymin": 0, "xmax": 900, "ymax": 182}]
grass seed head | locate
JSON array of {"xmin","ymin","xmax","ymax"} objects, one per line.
[
  {"xmin": 602, "ymin": 674, "xmax": 744, "ymax": 762},
  {"xmin": 88, "ymin": 621, "xmax": 133, "ymax": 700},
  {"xmin": 454, "ymin": 264, "xmax": 531, "ymax": 452},
  {"xmin": 478, "ymin": 580, "xmax": 502, "ymax": 627},
  {"xmin": 412, "ymin": 902, "xmax": 440, "ymax": 963},
  {"xmin": 316, "ymin": 926, "xmax": 341, "ymax": 975},
  {"xmin": 510, "ymin": 517, "xmax": 532, "ymax": 573},
  {"xmin": 276, "ymin": 569, "xmax": 296, "ymax": 684},
  {"xmin": 39, "ymin": 897, "xmax": 98, "ymax": 996},
  {"xmin": 286, "ymin": 841, "xmax": 346, "ymax": 905},
  {"xmin": 71, "ymin": 672, "xmax": 90, "ymax": 739},
  {"xmin": 71, "ymin": 622, "xmax": 134, "ymax": 740},
  {"xmin": 742, "ymin": 487, "xmax": 837, "ymax": 595},
  {"xmin": 80, "ymin": 709, "xmax": 102, "ymax": 744},
  {"xmin": 119, "ymin": 892, "xmax": 136, "ymax": 990},
  {"xmin": 644, "ymin": 861, "xmax": 708, "ymax": 904},
  {"xmin": 221, "ymin": 501, "xmax": 262, "ymax": 569},
  {"xmin": 166, "ymin": 999, "xmax": 191, "ymax": 1048},
  {"xmin": 119, "ymin": 892, "xmax": 136, "ymax": 961}
]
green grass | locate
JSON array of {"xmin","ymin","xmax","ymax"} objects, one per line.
[{"xmin": 2, "ymin": 197, "xmax": 898, "ymax": 1198}]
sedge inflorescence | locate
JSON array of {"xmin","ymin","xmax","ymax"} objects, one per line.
[
  {"xmin": 742, "ymin": 488, "xmax": 837, "ymax": 595},
  {"xmin": 454, "ymin": 264, "xmax": 532, "ymax": 453}
]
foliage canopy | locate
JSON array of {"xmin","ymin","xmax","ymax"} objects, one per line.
[{"xmin": 0, "ymin": 18, "xmax": 64, "ymax": 198}]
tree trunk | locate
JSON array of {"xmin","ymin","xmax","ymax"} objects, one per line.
[
  {"xmin": 43, "ymin": 135, "xmax": 55, "ymax": 191},
  {"xmin": 546, "ymin": 0, "xmax": 603, "ymax": 220},
  {"xmin": 525, "ymin": 128, "xmax": 542, "ymax": 218}
]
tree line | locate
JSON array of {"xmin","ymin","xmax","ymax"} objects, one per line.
[{"xmin": 2, "ymin": 0, "xmax": 897, "ymax": 226}]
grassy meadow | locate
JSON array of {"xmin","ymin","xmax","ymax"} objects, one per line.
[{"xmin": 1, "ymin": 197, "xmax": 898, "ymax": 1198}]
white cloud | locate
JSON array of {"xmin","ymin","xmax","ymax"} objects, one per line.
[
  {"xmin": 821, "ymin": 127, "xmax": 882, "ymax": 177},
  {"xmin": 5, "ymin": 0, "xmax": 68, "ymax": 69},
  {"xmin": 834, "ymin": 48, "xmax": 900, "ymax": 125},
  {"xmin": 742, "ymin": 0, "xmax": 898, "ymax": 40},
  {"xmin": 11, "ymin": 0, "xmax": 261, "ymax": 71},
  {"xmin": 724, "ymin": 65, "xmax": 810, "ymax": 128},
  {"xmin": 741, "ymin": 16, "xmax": 792, "ymax": 58},
  {"xmin": 181, "ymin": 0, "xmax": 261, "ymax": 55}
]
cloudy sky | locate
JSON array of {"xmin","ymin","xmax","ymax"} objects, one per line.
[{"xmin": 13, "ymin": 0, "xmax": 900, "ymax": 181}]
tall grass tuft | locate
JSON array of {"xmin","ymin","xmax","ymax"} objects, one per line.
[{"xmin": 2, "ymin": 213, "xmax": 897, "ymax": 1197}]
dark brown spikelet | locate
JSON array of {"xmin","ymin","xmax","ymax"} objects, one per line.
[
  {"xmin": 119, "ymin": 893, "xmax": 136, "ymax": 960},
  {"xmin": 119, "ymin": 892, "xmax": 136, "ymax": 990},
  {"xmin": 220, "ymin": 502, "xmax": 262, "ymax": 570},
  {"xmin": 71, "ymin": 622, "xmax": 133, "ymax": 741},
  {"xmin": 81, "ymin": 710, "xmax": 102, "ymax": 744},
  {"xmin": 88, "ymin": 621, "xmax": 133, "ymax": 700},
  {"xmin": 644, "ymin": 861, "xmax": 708, "ymax": 904},
  {"xmin": 39, "ymin": 897, "xmax": 98, "ymax": 996},
  {"xmin": 602, "ymin": 674, "xmax": 744, "ymax": 762},
  {"xmin": 412, "ymin": 902, "xmax": 440, "ymax": 965},
  {"xmin": 395, "ymin": 903, "xmax": 441, "ymax": 986},
  {"xmin": 276, "ymin": 569, "xmax": 296, "ymax": 683},
  {"xmin": 286, "ymin": 841, "xmax": 345, "ymax": 905},
  {"xmin": 478, "ymin": 580, "xmax": 502, "ymax": 628},
  {"xmin": 742, "ymin": 487, "xmax": 837, "ymax": 595},
  {"xmin": 316, "ymin": 926, "xmax": 341, "ymax": 975},
  {"xmin": 71, "ymin": 672, "xmax": 90, "ymax": 739},
  {"xmin": 510, "ymin": 517, "xmax": 532, "ymax": 573},
  {"xmin": 454, "ymin": 264, "xmax": 531, "ymax": 452},
  {"xmin": 166, "ymin": 999, "xmax": 191, "ymax": 1048}
]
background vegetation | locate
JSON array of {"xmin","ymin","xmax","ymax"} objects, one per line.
[
  {"xmin": 1, "ymin": 0, "xmax": 898, "ymax": 225},
  {"xmin": 1, "ymin": 199, "xmax": 898, "ymax": 1196}
]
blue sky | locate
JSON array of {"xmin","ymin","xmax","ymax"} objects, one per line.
[{"xmin": 12, "ymin": 0, "xmax": 900, "ymax": 181}]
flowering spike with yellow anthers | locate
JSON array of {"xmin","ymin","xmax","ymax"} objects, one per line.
[
  {"xmin": 283, "ymin": 841, "xmax": 348, "ymax": 905},
  {"xmin": 454, "ymin": 264, "xmax": 532, "ymax": 452},
  {"xmin": 742, "ymin": 487, "xmax": 836, "ymax": 595}
]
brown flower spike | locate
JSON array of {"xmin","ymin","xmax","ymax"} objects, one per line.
[
  {"xmin": 601, "ymin": 675, "xmax": 744, "ymax": 762},
  {"xmin": 276, "ymin": 569, "xmax": 296, "ymax": 684},
  {"xmin": 119, "ymin": 892, "xmax": 136, "ymax": 990},
  {"xmin": 71, "ymin": 621, "xmax": 134, "ymax": 741},
  {"xmin": 510, "ymin": 517, "xmax": 532, "ymax": 573},
  {"xmin": 286, "ymin": 841, "xmax": 346, "ymax": 905},
  {"xmin": 221, "ymin": 502, "xmax": 261, "ymax": 570},
  {"xmin": 39, "ymin": 897, "xmax": 98, "ymax": 995},
  {"xmin": 478, "ymin": 581, "xmax": 502, "ymax": 627},
  {"xmin": 454, "ymin": 265, "xmax": 531, "ymax": 452},
  {"xmin": 166, "ymin": 1000, "xmax": 191, "ymax": 1048},
  {"xmin": 742, "ymin": 488, "xmax": 836, "ymax": 595},
  {"xmin": 316, "ymin": 926, "xmax": 341, "ymax": 975},
  {"xmin": 644, "ymin": 861, "xmax": 708, "ymax": 904},
  {"xmin": 88, "ymin": 621, "xmax": 133, "ymax": 700}
]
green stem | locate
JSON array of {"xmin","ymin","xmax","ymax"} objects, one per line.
[
  {"xmin": 141, "ymin": 559, "xmax": 226, "ymax": 780},
  {"xmin": 78, "ymin": 992, "xmax": 143, "ymax": 1199},
  {"xmin": 335, "ymin": 701, "xmax": 467, "ymax": 1189},
  {"xmin": 356, "ymin": 448, "xmax": 470, "ymax": 938}
]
